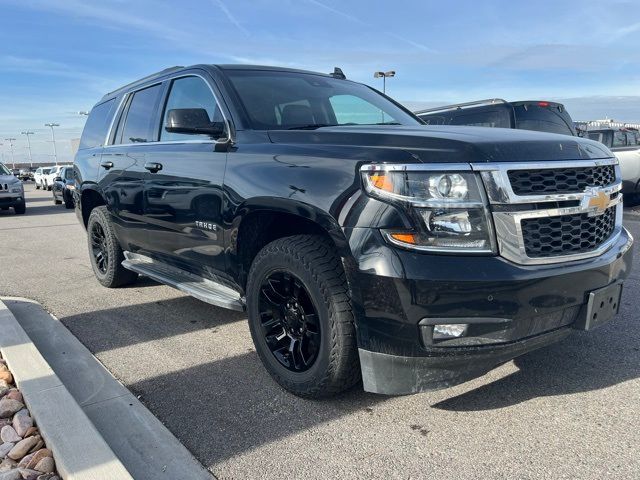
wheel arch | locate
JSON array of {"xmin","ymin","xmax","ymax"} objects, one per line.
[{"xmin": 79, "ymin": 184, "xmax": 107, "ymax": 227}]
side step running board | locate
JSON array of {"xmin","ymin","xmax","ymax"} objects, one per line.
[{"xmin": 122, "ymin": 252, "xmax": 245, "ymax": 311}]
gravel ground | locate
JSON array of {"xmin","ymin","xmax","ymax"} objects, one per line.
[{"xmin": 0, "ymin": 183, "xmax": 639, "ymax": 480}]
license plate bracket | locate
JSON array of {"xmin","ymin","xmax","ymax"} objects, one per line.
[{"xmin": 581, "ymin": 283, "xmax": 623, "ymax": 331}]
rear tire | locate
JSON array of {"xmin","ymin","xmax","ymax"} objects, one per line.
[
  {"xmin": 246, "ymin": 234, "xmax": 360, "ymax": 398},
  {"xmin": 87, "ymin": 206, "xmax": 138, "ymax": 288}
]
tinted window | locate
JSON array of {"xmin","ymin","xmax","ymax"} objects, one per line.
[
  {"xmin": 513, "ymin": 104, "xmax": 575, "ymax": 136},
  {"xmin": 225, "ymin": 70, "xmax": 419, "ymax": 130},
  {"xmin": 448, "ymin": 109, "xmax": 511, "ymax": 128},
  {"xmin": 118, "ymin": 84, "xmax": 162, "ymax": 144},
  {"xmin": 0, "ymin": 163, "xmax": 10, "ymax": 175},
  {"xmin": 613, "ymin": 131, "xmax": 626, "ymax": 147},
  {"xmin": 79, "ymin": 99, "xmax": 116, "ymax": 150},
  {"xmin": 64, "ymin": 168, "xmax": 74, "ymax": 180},
  {"xmin": 161, "ymin": 76, "xmax": 223, "ymax": 141},
  {"xmin": 626, "ymin": 131, "xmax": 639, "ymax": 146},
  {"xmin": 417, "ymin": 114, "xmax": 446, "ymax": 125}
]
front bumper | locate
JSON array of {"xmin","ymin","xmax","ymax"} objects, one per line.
[
  {"xmin": 346, "ymin": 226, "xmax": 634, "ymax": 395},
  {"xmin": 0, "ymin": 193, "xmax": 24, "ymax": 208}
]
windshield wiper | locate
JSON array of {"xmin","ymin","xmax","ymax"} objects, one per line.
[{"xmin": 286, "ymin": 124, "xmax": 337, "ymax": 130}]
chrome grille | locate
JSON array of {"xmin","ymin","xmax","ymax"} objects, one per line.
[
  {"xmin": 508, "ymin": 165, "xmax": 615, "ymax": 195},
  {"xmin": 521, "ymin": 206, "xmax": 616, "ymax": 258},
  {"xmin": 474, "ymin": 158, "xmax": 623, "ymax": 265}
]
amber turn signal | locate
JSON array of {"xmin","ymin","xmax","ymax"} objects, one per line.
[
  {"xmin": 389, "ymin": 232, "xmax": 418, "ymax": 244},
  {"xmin": 369, "ymin": 172, "xmax": 395, "ymax": 193}
]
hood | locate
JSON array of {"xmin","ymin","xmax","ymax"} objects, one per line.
[
  {"xmin": 0, "ymin": 174, "xmax": 20, "ymax": 184},
  {"xmin": 267, "ymin": 125, "xmax": 613, "ymax": 163}
]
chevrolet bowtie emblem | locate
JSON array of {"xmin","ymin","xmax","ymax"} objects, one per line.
[{"xmin": 582, "ymin": 188, "xmax": 610, "ymax": 216}]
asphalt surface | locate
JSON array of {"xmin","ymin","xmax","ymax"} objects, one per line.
[{"xmin": 1, "ymin": 183, "xmax": 639, "ymax": 480}]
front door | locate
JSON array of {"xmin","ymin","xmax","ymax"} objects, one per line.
[{"xmin": 142, "ymin": 74, "xmax": 228, "ymax": 278}]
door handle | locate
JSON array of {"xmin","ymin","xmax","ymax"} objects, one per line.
[
  {"xmin": 100, "ymin": 161, "xmax": 114, "ymax": 170},
  {"xmin": 144, "ymin": 162, "xmax": 163, "ymax": 173}
]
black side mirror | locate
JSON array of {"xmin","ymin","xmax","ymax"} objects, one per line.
[
  {"xmin": 164, "ymin": 109, "xmax": 226, "ymax": 138},
  {"xmin": 54, "ymin": 176, "xmax": 62, "ymax": 182}
]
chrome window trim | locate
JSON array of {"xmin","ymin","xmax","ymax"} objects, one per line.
[
  {"xmin": 471, "ymin": 158, "xmax": 620, "ymax": 205},
  {"xmin": 103, "ymin": 72, "xmax": 233, "ymax": 149}
]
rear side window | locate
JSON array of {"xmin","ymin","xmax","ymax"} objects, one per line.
[
  {"xmin": 117, "ymin": 84, "xmax": 163, "ymax": 144},
  {"xmin": 448, "ymin": 109, "xmax": 511, "ymax": 128},
  {"xmin": 160, "ymin": 76, "xmax": 223, "ymax": 141},
  {"xmin": 613, "ymin": 131, "xmax": 626, "ymax": 147},
  {"xmin": 79, "ymin": 99, "xmax": 116, "ymax": 150},
  {"xmin": 626, "ymin": 131, "xmax": 639, "ymax": 146}
]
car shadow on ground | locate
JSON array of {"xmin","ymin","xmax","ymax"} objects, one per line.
[
  {"xmin": 61, "ymin": 296, "xmax": 247, "ymax": 354},
  {"xmin": 0, "ymin": 202, "xmax": 74, "ymax": 217},
  {"xmin": 58, "ymin": 279, "xmax": 640, "ymax": 469}
]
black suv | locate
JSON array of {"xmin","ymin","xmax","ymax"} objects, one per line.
[
  {"xmin": 74, "ymin": 65, "xmax": 632, "ymax": 397},
  {"xmin": 416, "ymin": 99, "xmax": 577, "ymax": 136}
]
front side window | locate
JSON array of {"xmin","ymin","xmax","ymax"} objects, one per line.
[
  {"xmin": 225, "ymin": 70, "xmax": 419, "ymax": 130},
  {"xmin": 161, "ymin": 76, "xmax": 223, "ymax": 141},
  {"xmin": 79, "ymin": 98, "xmax": 116, "ymax": 150},
  {"xmin": 64, "ymin": 168, "xmax": 74, "ymax": 180},
  {"xmin": 117, "ymin": 84, "xmax": 163, "ymax": 144}
]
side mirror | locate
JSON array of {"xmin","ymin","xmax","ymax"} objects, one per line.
[
  {"xmin": 164, "ymin": 109, "xmax": 226, "ymax": 138},
  {"xmin": 54, "ymin": 176, "xmax": 62, "ymax": 182}
]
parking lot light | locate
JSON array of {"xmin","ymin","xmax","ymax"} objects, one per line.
[
  {"xmin": 21, "ymin": 131, "xmax": 35, "ymax": 167},
  {"xmin": 4, "ymin": 138, "xmax": 16, "ymax": 169},
  {"xmin": 373, "ymin": 70, "xmax": 396, "ymax": 94},
  {"xmin": 44, "ymin": 123, "xmax": 60, "ymax": 165}
]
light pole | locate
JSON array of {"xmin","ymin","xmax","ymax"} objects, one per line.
[
  {"xmin": 4, "ymin": 138, "xmax": 16, "ymax": 169},
  {"xmin": 373, "ymin": 70, "xmax": 395, "ymax": 94},
  {"xmin": 44, "ymin": 123, "xmax": 60, "ymax": 165},
  {"xmin": 0, "ymin": 143, "xmax": 4, "ymax": 164},
  {"xmin": 21, "ymin": 131, "xmax": 35, "ymax": 167}
]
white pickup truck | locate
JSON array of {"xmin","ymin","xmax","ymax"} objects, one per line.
[{"xmin": 583, "ymin": 127, "xmax": 640, "ymax": 194}]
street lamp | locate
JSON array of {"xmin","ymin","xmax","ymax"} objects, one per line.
[
  {"xmin": 44, "ymin": 123, "xmax": 60, "ymax": 165},
  {"xmin": 373, "ymin": 70, "xmax": 395, "ymax": 94},
  {"xmin": 21, "ymin": 131, "xmax": 35, "ymax": 167},
  {"xmin": 4, "ymin": 138, "xmax": 16, "ymax": 169}
]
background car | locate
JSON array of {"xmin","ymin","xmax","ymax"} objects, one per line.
[
  {"xmin": 415, "ymin": 99, "xmax": 577, "ymax": 136},
  {"xmin": 34, "ymin": 166, "xmax": 52, "ymax": 189},
  {"xmin": 18, "ymin": 168, "xmax": 33, "ymax": 181},
  {"xmin": 43, "ymin": 165, "xmax": 69, "ymax": 190},
  {"xmin": 0, "ymin": 162, "xmax": 26, "ymax": 214},
  {"xmin": 51, "ymin": 166, "xmax": 75, "ymax": 209},
  {"xmin": 576, "ymin": 124, "xmax": 640, "ymax": 195}
]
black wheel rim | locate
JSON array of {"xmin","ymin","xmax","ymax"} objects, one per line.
[
  {"xmin": 259, "ymin": 271, "xmax": 321, "ymax": 372},
  {"xmin": 90, "ymin": 223, "xmax": 109, "ymax": 274}
]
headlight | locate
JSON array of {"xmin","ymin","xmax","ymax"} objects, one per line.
[
  {"xmin": 362, "ymin": 166, "xmax": 496, "ymax": 253},
  {"xmin": 10, "ymin": 184, "xmax": 23, "ymax": 194}
]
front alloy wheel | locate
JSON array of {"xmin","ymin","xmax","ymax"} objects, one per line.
[{"xmin": 259, "ymin": 271, "xmax": 321, "ymax": 372}]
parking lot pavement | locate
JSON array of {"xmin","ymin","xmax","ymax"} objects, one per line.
[{"xmin": 1, "ymin": 183, "xmax": 639, "ymax": 479}]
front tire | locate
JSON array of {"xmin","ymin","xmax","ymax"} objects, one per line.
[
  {"xmin": 14, "ymin": 202, "xmax": 26, "ymax": 215},
  {"xmin": 87, "ymin": 206, "xmax": 138, "ymax": 288},
  {"xmin": 247, "ymin": 235, "xmax": 360, "ymax": 398}
]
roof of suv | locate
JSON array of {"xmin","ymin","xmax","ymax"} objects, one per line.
[{"xmin": 102, "ymin": 64, "xmax": 337, "ymax": 101}]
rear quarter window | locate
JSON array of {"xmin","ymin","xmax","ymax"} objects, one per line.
[{"xmin": 79, "ymin": 99, "xmax": 116, "ymax": 150}]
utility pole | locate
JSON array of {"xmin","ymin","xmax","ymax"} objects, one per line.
[
  {"xmin": 45, "ymin": 123, "xmax": 60, "ymax": 165},
  {"xmin": 0, "ymin": 143, "xmax": 4, "ymax": 164},
  {"xmin": 4, "ymin": 138, "xmax": 16, "ymax": 169},
  {"xmin": 21, "ymin": 131, "xmax": 35, "ymax": 167}
]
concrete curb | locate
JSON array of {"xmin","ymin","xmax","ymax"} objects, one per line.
[
  {"xmin": 2, "ymin": 297, "xmax": 214, "ymax": 480},
  {"xmin": 0, "ymin": 299, "xmax": 133, "ymax": 479}
]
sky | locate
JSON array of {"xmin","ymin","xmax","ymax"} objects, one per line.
[{"xmin": 1, "ymin": 0, "xmax": 639, "ymax": 165}]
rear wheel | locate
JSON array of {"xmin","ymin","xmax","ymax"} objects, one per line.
[
  {"xmin": 247, "ymin": 235, "xmax": 360, "ymax": 398},
  {"xmin": 87, "ymin": 206, "xmax": 138, "ymax": 288}
]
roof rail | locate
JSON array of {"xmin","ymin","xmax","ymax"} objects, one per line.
[
  {"xmin": 414, "ymin": 98, "xmax": 508, "ymax": 115},
  {"xmin": 105, "ymin": 66, "xmax": 185, "ymax": 96}
]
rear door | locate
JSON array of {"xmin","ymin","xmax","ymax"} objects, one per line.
[
  {"xmin": 142, "ymin": 72, "xmax": 228, "ymax": 277},
  {"xmin": 98, "ymin": 83, "xmax": 164, "ymax": 252}
]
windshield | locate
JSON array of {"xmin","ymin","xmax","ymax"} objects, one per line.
[
  {"xmin": 0, "ymin": 163, "xmax": 11, "ymax": 176},
  {"xmin": 225, "ymin": 70, "xmax": 420, "ymax": 130},
  {"xmin": 43, "ymin": 168, "xmax": 52, "ymax": 174}
]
